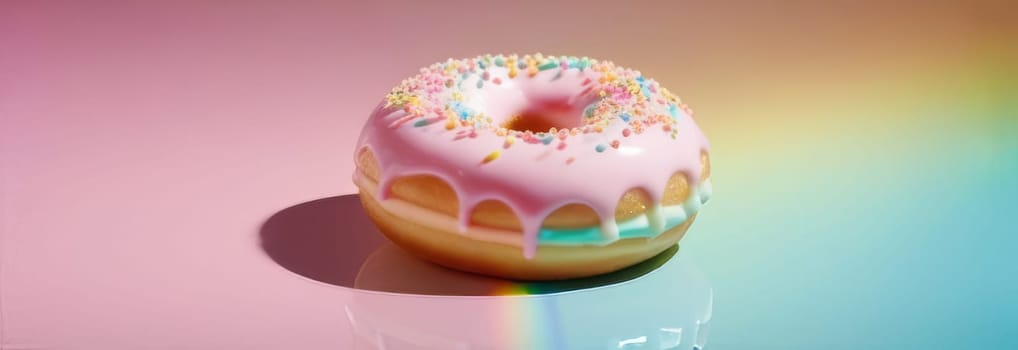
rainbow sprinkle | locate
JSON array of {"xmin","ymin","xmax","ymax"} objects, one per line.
[
  {"xmin": 482, "ymin": 150, "xmax": 501, "ymax": 164},
  {"xmin": 383, "ymin": 54, "xmax": 686, "ymax": 159}
]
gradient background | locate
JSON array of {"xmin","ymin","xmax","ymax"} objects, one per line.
[{"xmin": 2, "ymin": 1, "xmax": 1016, "ymax": 349}]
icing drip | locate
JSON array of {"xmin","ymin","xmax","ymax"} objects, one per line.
[
  {"xmin": 356, "ymin": 54, "xmax": 711, "ymax": 258},
  {"xmin": 539, "ymin": 180, "xmax": 712, "ymax": 245},
  {"xmin": 355, "ymin": 172, "xmax": 712, "ymax": 247}
]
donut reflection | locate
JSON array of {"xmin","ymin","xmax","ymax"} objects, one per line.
[
  {"xmin": 259, "ymin": 195, "xmax": 711, "ymax": 349},
  {"xmin": 347, "ymin": 243, "xmax": 710, "ymax": 350},
  {"xmin": 354, "ymin": 243, "xmax": 678, "ymax": 296}
]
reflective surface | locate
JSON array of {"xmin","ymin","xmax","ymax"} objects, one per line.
[
  {"xmin": 6, "ymin": 2, "xmax": 1011, "ymax": 349},
  {"xmin": 262, "ymin": 194, "xmax": 712, "ymax": 349}
]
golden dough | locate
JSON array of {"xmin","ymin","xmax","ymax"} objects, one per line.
[{"xmin": 353, "ymin": 149, "xmax": 710, "ymax": 280}]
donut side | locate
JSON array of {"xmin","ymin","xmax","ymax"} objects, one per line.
[
  {"xmin": 357, "ymin": 176, "xmax": 697, "ymax": 280},
  {"xmin": 353, "ymin": 148, "xmax": 710, "ymax": 280},
  {"xmin": 352, "ymin": 54, "xmax": 713, "ymax": 270},
  {"xmin": 356, "ymin": 148, "xmax": 710, "ymax": 230}
]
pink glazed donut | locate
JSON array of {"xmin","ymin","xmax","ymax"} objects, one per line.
[{"xmin": 353, "ymin": 54, "xmax": 711, "ymax": 280}]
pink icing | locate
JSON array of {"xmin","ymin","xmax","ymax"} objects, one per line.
[{"xmin": 354, "ymin": 55, "xmax": 710, "ymax": 258}]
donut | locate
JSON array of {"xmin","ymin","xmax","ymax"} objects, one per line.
[{"xmin": 353, "ymin": 54, "xmax": 711, "ymax": 280}]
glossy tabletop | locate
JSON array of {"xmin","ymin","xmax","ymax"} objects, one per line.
[{"xmin": 2, "ymin": 1, "xmax": 1016, "ymax": 349}]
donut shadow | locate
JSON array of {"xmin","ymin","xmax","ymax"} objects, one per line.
[
  {"xmin": 259, "ymin": 194, "xmax": 387, "ymax": 287},
  {"xmin": 259, "ymin": 194, "xmax": 678, "ymax": 295}
]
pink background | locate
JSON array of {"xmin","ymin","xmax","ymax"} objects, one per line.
[{"xmin": 2, "ymin": 1, "xmax": 1015, "ymax": 349}]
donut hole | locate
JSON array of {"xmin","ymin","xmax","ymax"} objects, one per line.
[
  {"xmin": 501, "ymin": 99, "xmax": 587, "ymax": 133},
  {"xmin": 502, "ymin": 112, "xmax": 566, "ymax": 133}
]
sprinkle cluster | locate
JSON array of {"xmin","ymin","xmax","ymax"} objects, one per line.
[{"xmin": 383, "ymin": 54, "xmax": 693, "ymax": 163}]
